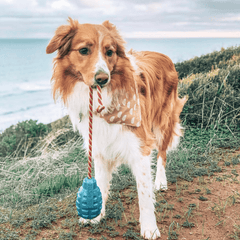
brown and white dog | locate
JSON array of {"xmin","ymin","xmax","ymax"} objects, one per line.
[{"xmin": 46, "ymin": 18, "xmax": 187, "ymax": 239}]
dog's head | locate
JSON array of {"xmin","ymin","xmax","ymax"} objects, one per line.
[{"xmin": 46, "ymin": 18, "xmax": 127, "ymax": 102}]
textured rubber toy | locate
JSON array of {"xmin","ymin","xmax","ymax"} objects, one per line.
[{"xmin": 76, "ymin": 177, "xmax": 102, "ymax": 219}]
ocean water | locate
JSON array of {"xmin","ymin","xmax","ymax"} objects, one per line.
[{"xmin": 0, "ymin": 38, "xmax": 240, "ymax": 132}]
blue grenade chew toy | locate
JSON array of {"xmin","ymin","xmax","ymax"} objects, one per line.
[
  {"xmin": 76, "ymin": 177, "xmax": 102, "ymax": 219},
  {"xmin": 76, "ymin": 86, "xmax": 103, "ymax": 219}
]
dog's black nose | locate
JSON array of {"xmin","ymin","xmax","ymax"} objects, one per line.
[{"xmin": 95, "ymin": 72, "xmax": 109, "ymax": 86}]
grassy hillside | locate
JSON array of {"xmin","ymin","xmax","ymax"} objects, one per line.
[
  {"xmin": 175, "ymin": 46, "xmax": 240, "ymax": 79},
  {"xmin": 0, "ymin": 46, "xmax": 240, "ymax": 240},
  {"xmin": 176, "ymin": 45, "xmax": 240, "ymax": 130}
]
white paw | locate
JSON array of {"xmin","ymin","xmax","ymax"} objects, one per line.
[
  {"xmin": 79, "ymin": 217, "xmax": 88, "ymax": 225},
  {"xmin": 141, "ymin": 225, "xmax": 161, "ymax": 239},
  {"xmin": 154, "ymin": 182, "xmax": 168, "ymax": 191},
  {"xmin": 79, "ymin": 210, "xmax": 105, "ymax": 225}
]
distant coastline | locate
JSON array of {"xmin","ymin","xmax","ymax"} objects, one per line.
[{"xmin": 0, "ymin": 38, "xmax": 240, "ymax": 133}]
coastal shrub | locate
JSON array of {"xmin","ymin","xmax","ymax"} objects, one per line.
[
  {"xmin": 175, "ymin": 45, "xmax": 240, "ymax": 79},
  {"xmin": 178, "ymin": 65, "xmax": 240, "ymax": 129},
  {"xmin": 0, "ymin": 120, "xmax": 50, "ymax": 157},
  {"xmin": 227, "ymin": 65, "xmax": 240, "ymax": 89},
  {"xmin": 0, "ymin": 134, "xmax": 17, "ymax": 157},
  {"xmin": 46, "ymin": 115, "xmax": 78, "ymax": 148}
]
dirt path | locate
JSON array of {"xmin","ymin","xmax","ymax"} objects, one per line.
[{"xmin": 1, "ymin": 148, "xmax": 240, "ymax": 240}]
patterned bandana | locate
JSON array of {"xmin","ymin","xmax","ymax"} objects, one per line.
[{"xmin": 95, "ymin": 81, "xmax": 141, "ymax": 127}]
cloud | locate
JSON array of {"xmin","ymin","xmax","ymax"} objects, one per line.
[
  {"xmin": 134, "ymin": 4, "xmax": 147, "ymax": 11},
  {"xmin": 0, "ymin": 0, "xmax": 240, "ymax": 38},
  {"xmin": 122, "ymin": 30, "xmax": 240, "ymax": 38},
  {"xmin": 81, "ymin": 0, "xmax": 113, "ymax": 8},
  {"xmin": 79, "ymin": 0, "xmax": 125, "ymax": 16},
  {"xmin": 219, "ymin": 15, "xmax": 240, "ymax": 22},
  {"xmin": 50, "ymin": 0, "xmax": 74, "ymax": 10},
  {"xmin": 196, "ymin": 0, "xmax": 240, "ymax": 14}
]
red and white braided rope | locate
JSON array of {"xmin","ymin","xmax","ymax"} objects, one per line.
[
  {"xmin": 88, "ymin": 86, "xmax": 93, "ymax": 179},
  {"xmin": 96, "ymin": 85, "xmax": 105, "ymax": 113},
  {"xmin": 88, "ymin": 85, "xmax": 105, "ymax": 179}
]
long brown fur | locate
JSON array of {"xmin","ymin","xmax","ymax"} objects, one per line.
[
  {"xmin": 130, "ymin": 51, "xmax": 187, "ymax": 156},
  {"xmin": 47, "ymin": 17, "xmax": 187, "ymax": 163}
]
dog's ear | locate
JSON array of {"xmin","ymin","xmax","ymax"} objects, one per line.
[
  {"xmin": 46, "ymin": 17, "xmax": 78, "ymax": 57},
  {"xmin": 102, "ymin": 20, "xmax": 118, "ymax": 32},
  {"xmin": 102, "ymin": 20, "xmax": 126, "ymax": 58}
]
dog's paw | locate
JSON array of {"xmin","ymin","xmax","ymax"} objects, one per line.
[
  {"xmin": 79, "ymin": 217, "xmax": 88, "ymax": 225},
  {"xmin": 141, "ymin": 225, "xmax": 161, "ymax": 239},
  {"xmin": 154, "ymin": 182, "xmax": 168, "ymax": 191},
  {"xmin": 79, "ymin": 211, "xmax": 105, "ymax": 225}
]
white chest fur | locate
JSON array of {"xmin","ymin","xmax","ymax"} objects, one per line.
[{"xmin": 67, "ymin": 82, "xmax": 141, "ymax": 164}]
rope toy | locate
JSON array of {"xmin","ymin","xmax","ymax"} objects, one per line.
[{"xmin": 76, "ymin": 85, "xmax": 104, "ymax": 219}]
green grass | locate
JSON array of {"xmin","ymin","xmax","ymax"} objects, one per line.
[
  {"xmin": 1, "ymin": 123, "xmax": 239, "ymax": 239},
  {"xmin": 0, "ymin": 119, "xmax": 50, "ymax": 158},
  {"xmin": 0, "ymin": 133, "xmax": 88, "ymax": 210}
]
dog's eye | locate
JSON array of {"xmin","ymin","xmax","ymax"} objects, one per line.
[
  {"xmin": 106, "ymin": 50, "xmax": 113, "ymax": 57},
  {"xmin": 79, "ymin": 48, "xmax": 89, "ymax": 55}
]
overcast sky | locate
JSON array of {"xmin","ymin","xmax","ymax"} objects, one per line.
[{"xmin": 0, "ymin": 0, "xmax": 240, "ymax": 38}]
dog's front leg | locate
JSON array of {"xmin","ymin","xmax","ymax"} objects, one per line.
[
  {"xmin": 94, "ymin": 154, "xmax": 114, "ymax": 221},
  {"xmin": 130, "ymin": 154, "xmax": 161, "ymax": 240}
]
